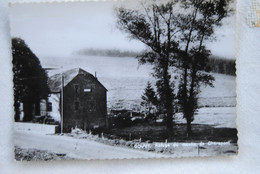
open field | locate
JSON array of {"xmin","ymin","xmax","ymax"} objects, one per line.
[
  {"xmin": 175, "ymin": 107, "xmax": 236, "ymax": 128},
  {"xmin": 42, "ymin": 55, "xmax": 236, "ymax": 109}
]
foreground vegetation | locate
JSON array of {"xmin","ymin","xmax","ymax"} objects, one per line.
[
  {"xmin": 94, "ymin": 122, "xmax": 237, "ymax": 143},
  {"xmin": 68, "ymin": 125, "xmax": 238, "ymax": 156},
  {"xmin": 15, "ymin": 146, "xmax": 73, "ymax": 161}
]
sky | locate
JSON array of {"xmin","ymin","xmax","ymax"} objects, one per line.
[{"xmin": 9, "ymin": 1, "xmax": 236, "ymax": 59}]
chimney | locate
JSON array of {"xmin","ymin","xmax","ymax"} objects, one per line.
[{"xmin": 95, "ymin": 72, "xmax": 97, "ymax": 78}]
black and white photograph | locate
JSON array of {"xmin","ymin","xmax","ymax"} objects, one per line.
[{"xmin": 9, "ymin": 0, "xmax": 237, "ymax": 160}]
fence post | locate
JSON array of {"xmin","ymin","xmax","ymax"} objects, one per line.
[{"xmin": 197, "ymin": 144, "xmax": 200, "ymax": 156}]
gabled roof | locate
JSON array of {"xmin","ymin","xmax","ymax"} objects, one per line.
[{"xmin": 48, "ymin": 68, "xmax": 107, "ymax": 93}]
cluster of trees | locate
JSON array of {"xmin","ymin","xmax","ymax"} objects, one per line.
[
  {"xmin": 12, "ymin": 38, "xmax": 49, "ymax": 122},
  {"xmin": 209, "ymin": 56, "xmax": 236, "ymax": 75},
  {"xmin": 78, "ymin": 48, "xmax": 236, "ymax": 76},
  {"xmin": 77, "ymin": 48, "xmax": 236, "ymax": 76},
  {"xmin": 75, "ymin": 48, "xmax": 140, "ymax": 57},
  {"xmin": 116, "ymin": 0, "xmax": 232, "ymax": 136}
]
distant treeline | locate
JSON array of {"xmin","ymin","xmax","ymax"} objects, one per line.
[
  {"xmin": 75, "ymin": 48, "xmax": 235, "ymax": 76},
  {"xmin": 208, "ymin": 56, "xmax": 236, "ymax": 76},
  {"xmin": 75, "ymin": 48, "xmax": 140, "ymax": 57}
]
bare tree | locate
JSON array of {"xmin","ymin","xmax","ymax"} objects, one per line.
[
  {"xmin": 116, "ymin": 0, "xmax": 233, "ymax": 134},
  {"xmin": 177, "ymin": 0, "xmax": 233, "ymax": 136},
  {"xmin": 116, "ymin": 1, "xmax": 180, "ymax": 130}
]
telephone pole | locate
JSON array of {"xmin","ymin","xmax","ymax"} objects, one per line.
[{"xmin": 60, "ymin": 74, "xmax": 64, "ymax": 133}]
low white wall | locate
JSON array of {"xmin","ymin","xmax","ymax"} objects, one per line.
[{"xmin": 14, "ymin": 122, "xmax": 58, "ymax": 134}]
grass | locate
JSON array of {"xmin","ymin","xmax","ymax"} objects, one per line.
[
  {"xmin": 102, "ymin": 123, "xmax": 238, "ymax": 143},
  {"xmin": 15, "ymin": 146, "xmax": 73, "ymax": 161}
]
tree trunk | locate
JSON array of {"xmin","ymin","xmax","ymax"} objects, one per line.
[
  {"xmin": 166, "ymin": 111, "xmax": 173, "ymax": 130},
  {"xmin": 14, "ymin": 100, "xmax": 20, "ymax": 122},
  {"xmin": 163, "ymin": 63, "xmax": 173, "ymax": 130},
  {"xmin": 154, "ymin": 112, "xmax": 157, "ymax": 124},
  {"xmin": 23, "ymin": 102, "xmax": 33, "ymax": 122},
  {"xmin": 186, "ymin": 117, "xmax": 192, "ymax": 137}
]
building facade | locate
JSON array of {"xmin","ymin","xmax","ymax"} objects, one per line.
[{"xmin": 47, "ymin": 68, "xmax": 107, "ymax": 132}]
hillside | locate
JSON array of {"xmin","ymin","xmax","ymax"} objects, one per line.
[{"xmin": 41, "ymin": 55, "xmax": 235, "ymax": 109}]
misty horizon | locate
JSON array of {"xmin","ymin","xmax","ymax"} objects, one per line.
[{"xmin": 9, "ymin": 1, "xmax": 235, "ymax": 60}]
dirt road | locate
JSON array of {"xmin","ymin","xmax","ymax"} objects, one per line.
[{"xmin": 14, "ymin": 130, "xmax": 167, "ymax": 160}]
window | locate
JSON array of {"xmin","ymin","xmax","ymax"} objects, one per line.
[
  {"xmin": 84, "ymin": 88, "xmax": 91, "ymax": 92},
  {"xmin": 74, "ymin": 84, "xmax": 79, "ymax": 94},
  {"xmin": 47, "ymin": 102, "xmax": 52, "ymax": 111},
  {"xmin": 74, "ymin": 101, "xmax": 80, "ymax": 111},
  {"xmin": 84, "ymin": 84, "xmax": 92, "ymax": 93}
]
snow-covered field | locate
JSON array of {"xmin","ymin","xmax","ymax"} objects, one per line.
[
  {"xmin": 41, "ymin": 55, "xmax": 236, "ymax": 108},
  {"xmin": 175, "ymin": 107, "xmax": 236, "ymax": 128}
]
